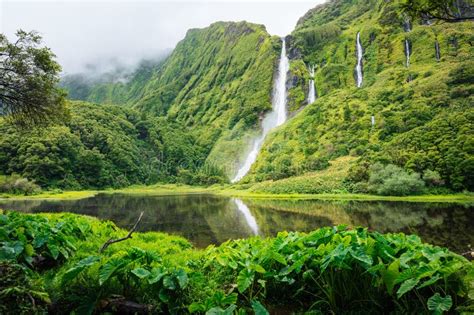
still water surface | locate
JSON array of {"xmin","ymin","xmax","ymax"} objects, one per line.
[{"xmin": 0, "ymin": 193, "xmax": 472, "ymax": 253}]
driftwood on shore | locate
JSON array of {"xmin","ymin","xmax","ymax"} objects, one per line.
[{"xmin": 99, "ymin": 212, "xmax": 144, "ymax": 253}]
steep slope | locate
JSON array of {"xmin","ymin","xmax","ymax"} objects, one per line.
[
  {"xmin": 60, "ymin": 58, "xmax": 165, "ymax": 106},
  {"xmin": 62, "ymin": 22, "xmax": 279, "ymax": 177},
  {"xmin": 246, "ymin": 0, "xmax": 473, "ymax": 192}
]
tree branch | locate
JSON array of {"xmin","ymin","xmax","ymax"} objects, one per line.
[{"xmin": 99, "ymin": 212, "xmax": 144, "ymax": 253}]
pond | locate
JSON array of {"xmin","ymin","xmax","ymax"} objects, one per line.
[{"xmin": 0, "ymin": 193, "xmax": 472, "ymax": 253}]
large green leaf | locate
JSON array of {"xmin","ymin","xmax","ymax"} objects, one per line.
[
  {"xmin": 62, "ymin": 256, "xmax": 100, "ymax": 284},
  {"xmin": 237, "ymin": 268, "xmax": 254, "ymax": 293},
  {"xmin": 350, "ymin": 247, "xmax": 373, "ymax": 266},
  {"xmin": 163, "ymin": 275, "xmax": 176, "ymax": 290},
  {"xmin": 251, "ymin": 300, "xmax": 269, "ymax": 315},
  {"xmin": 396, "ymin": 278, "xmax": 420, "ymax": 298},
  {"xmin": 427, "ymin": 293, "xmax": 452, "ymax": 315},
  {"xmin": 99, "ymin": 258, "xmax": 125, "ymax": 285},
  {"xmin": 148, "ymin": 267, "xmax": 166, "ymax": 284},
  {"xmin": 381, "ymin": 259, "xmax": 400, "ymax": 294},
  {"xmin": 176, "ymin": 269, "xmax": 189, "ymax": 289},
  {"xmin": 47, "ymin": 242, "xmax": 60, "ymax": 260},
  {"xmin": 131, "ymin": 267, "xmax": 151, "ymax": 279}
]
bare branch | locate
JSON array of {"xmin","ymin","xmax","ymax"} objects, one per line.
[{"xmin": 99, "ymin": 212, "xmax": 144, "ymax": 253}]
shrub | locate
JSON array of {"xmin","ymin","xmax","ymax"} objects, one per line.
[
  {"xmin": 0, "ymin": 262, "xmax": 49, "ymax": 314},
  {"xmin": 0, "ymin": 175, "xmax": 41, "ymax": 195},
  {"xmin": 423, "ymin": 170, "xmax": 445, "ymax": 187},
  {"xmin": 367, "ymin": 163, "xmax": 425, "ymax": 196}
]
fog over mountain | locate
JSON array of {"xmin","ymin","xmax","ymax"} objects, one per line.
[{"xmin": 1, "ymin": 0, "xmax": 324, "ymax": 74}]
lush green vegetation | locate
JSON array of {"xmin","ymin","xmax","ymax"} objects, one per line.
[
  {"xmin": 244, "ymin": 0, "xmax": 473, "ymax": 195},
  {"xmin": 61, "ymin": 21, "xmax": 279, "ymax": 178},
  {"xmin": 7, "ymin": 2, "xmax": 471, "ymax": 196},
  {"xmin": 0, "ymin": 211, "xmax": 472, "ymax": 313},
  {"xmin": 0, "ymin": 174, "xmax": 41, "ymax": 195},
  {"xmin": 0, "ymin": 101, "xmax": 227, "ymax": 190},
  {"xmin": 0, "ymin": 31, "xmax": 67, "ymax": 125}
]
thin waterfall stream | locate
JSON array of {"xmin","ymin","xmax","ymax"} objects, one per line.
[
  {"xmin": 308, "ymin": 64, "xmax": 316, "ymax": 104},
  {"xmin": 355, "ymin": 32, "xmax": 363, "ymax": 88},
  {"xmin": 232, "ymin": 38, "xmax": 289, "ymax": 182},
  {"xmin": 435, "ymin": 40, "xmax": 441, "ymax": 62},
  {"xmin": 404, "ymin": 19, "xmax": 411, "ymax": 68}
]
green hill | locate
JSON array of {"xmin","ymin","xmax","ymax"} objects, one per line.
[
  {"xmin": 62, "ymin": 21, "xmax": 279, "ymax": 177},
  {"xmin": 4, "ymin": 1, "xmax": 473, "ymax": 194},
  {"xmin": 245, "ymin": 0, "xmax": 473, "ymax": 193}
]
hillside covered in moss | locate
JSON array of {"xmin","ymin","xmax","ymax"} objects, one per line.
[
  {"xmin": 5, "ymin": 0, "xmax": 473, "ymax": 196},
  {"xmin": 245, "ymin": 0, "xmax": 473, "ymax": 194},
  {"xmin": 62, "ymin": 21, "xmax": 279, "ymax": 178}
]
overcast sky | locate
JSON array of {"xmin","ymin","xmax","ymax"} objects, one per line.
[{"xmin": 1, "ymin": 0, "xmax": 325, "ymax": 74}]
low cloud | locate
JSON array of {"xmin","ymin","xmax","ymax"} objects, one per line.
[{"xmin": 1, "ymin": 0, "xmax": 324, "ymax": 74}]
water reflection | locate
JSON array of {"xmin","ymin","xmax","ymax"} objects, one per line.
[
  {"xmin": 233, "ymin": 198, "xmax": 259, "ymax": 235},
  {"xmin": 0, "ymin": 194, "xmax": 472, "ymax": 252}
]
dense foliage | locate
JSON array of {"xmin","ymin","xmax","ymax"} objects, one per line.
[
  {"xmin": 61, "ymin": 21, "xmax": 279, "ymax": 177},
  {"xmin": 5, "ymin": 2, "xmax": 472, "ymax": 195},
  {"xmin": 0, "ymin": 30, "xmax": 67, "ymax": 125},
  {"xmin": 0, "ymin": 211, "xmax": 472, "ymax": 313},
  {"xmin": 0, "ymin": 101, "xmax": 226, "ymax": 189},
  {"xmin": 245, "ymin": 0, "xmax": 473, "ymax": 194}
]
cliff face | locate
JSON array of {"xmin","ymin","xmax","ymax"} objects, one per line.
[
  {"xmin": 62, "ymin": 22, "xmax": 280, "ymax": 176},
  {"xmin": 247, "ymin": 0, "xmax": 473, "ymax": 191}
]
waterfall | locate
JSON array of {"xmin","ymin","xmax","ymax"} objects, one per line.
[
  {"xmin": 232, "ymin": 38, "xmax": 289, "ymax": 183},
  {"xmin": 308, "ymin": 65, "xmax": 316, "ymax": 104},
  {"xmin": 233, "ymin": 198, "xmax": 259, "ymax": 235},
  {"xmin": 371, "ymin": 115, "xmax": 375, "ymax": 127},
  {"xmin": 355, "ymin": 32, "xmax": 363, "ymax": 88},
  {"xmin": 435, "ymin": 40, "xmax": 441, "ymax": 62},
  {"xmin": 405, "ymin": 39, "xmax": 411, "ymax": 68},
  {"xmin": 403, "ymin": 18, "xmax": 411, "ymax": 68}
]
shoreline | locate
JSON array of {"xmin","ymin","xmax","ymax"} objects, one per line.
[{"xmin": 1, "ymin": 183, "xmax": 473, "ymax": 203}]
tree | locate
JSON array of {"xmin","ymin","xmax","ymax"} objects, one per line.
[
  {"xmin": 0, "ymin": 30, "xmax": 67, "ymax": 125},
  {"xmin": 401, "ymin": 0, "xmax": 474, "ymax": 22}
]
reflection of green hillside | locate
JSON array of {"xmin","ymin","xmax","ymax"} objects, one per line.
[
  {"xmin": 243, "ymin": 198, "xmax": 473, "ymax": 253},
  {"xmin": 1, "ymin": 194, "xmax": 472, "ymax": 252}
]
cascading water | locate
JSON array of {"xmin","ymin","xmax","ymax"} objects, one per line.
[
  {"xmin": 355, "ymin": 32, "xmax": 363, "ymax": 88},
  {"xmin": 404, "ymin": 19, "xmax": 411, "ymax": 68},
  {"xmin": 232, "ymin": 38, "xmax": 289, "ymax": 183},
  {"xmin": 405, "ymin": 39, "xmax": 411, "ymax": 67},
  {"xmin": 308, "ymin": 65, "xmax": 316, "ymax": 104},
  {"xmin": 435, "ymin": 40, "xmax": 441, "ymax": 62}
]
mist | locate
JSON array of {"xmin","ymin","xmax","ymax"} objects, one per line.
[{"xmin": 1, "ymin": 0, "xmax": 325, "ymax": 75}]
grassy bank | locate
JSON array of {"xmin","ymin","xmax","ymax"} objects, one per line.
[
  {"xmin": 1, "ymin": 211, "xmax": 472, "ymax": 314},
  {"xmin": 1, "ymin": 183, "xmax": 473, "ymax": 203}
]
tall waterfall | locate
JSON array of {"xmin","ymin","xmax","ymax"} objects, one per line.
[
  {"xmin": 435, "ymin": 40, "xmax": 441, "ymax": 62},
  {"xmin": 405, "ymin": 39, "xmax": 411, "ymax": 67},
  {"xmin": 355, "ymin": 32, "xmax": 363, "ymax": 88},
  {"xmin": 232, "ymin": 38, "xmax": 289, "ymax": 183},
  {"xmin": 308, "ymin": 65, "xmax": 316, "ymax": 104}
]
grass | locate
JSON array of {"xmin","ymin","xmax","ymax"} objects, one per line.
[
  {"xmin": 0, "ymin": 190, "xmax": 98, "ymax": 200},
  {"xmin": 1, "ymin": 183, "xmax": 473, "ymax": 204}
]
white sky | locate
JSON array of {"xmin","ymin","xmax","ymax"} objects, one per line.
[{"xmin": 1, "ymin": 0, "xmax": 325, "ymax": 74}]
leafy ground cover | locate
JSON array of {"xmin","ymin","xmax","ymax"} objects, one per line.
[{"xmin": 0, "ymin": 211, "xmax": 472, "ymax": 314}]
